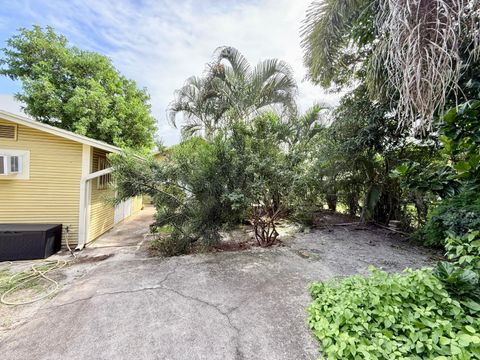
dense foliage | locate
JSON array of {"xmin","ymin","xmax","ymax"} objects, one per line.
[
  {"xmin": 435, "ymin": 230, "xmax": 480, "ymax": 302},
  {"xmin": 302, "ymin": 3, "xmax": 480, "ymax": 359},
  {"xmin": 301, "ymin": 0, "xmax": 480, "ymax": 133},
  {"xmin": 404, "ymin": 100, "xmax": 480, "ymax": 246},
  {"xmin": 309, "ymin": 91, "xmax": 480, "ymax": 352},
  {"xmin": 111, "ymin": 137, "xmax": 249, "ymax": 255},
  {"xmin": 419, "ymin": 191, "xmax": 480, "ymax": 247},
  {"xmin": 300, "ymin": 0, "xmax": 480, "ymax": 237},
  {"xmin": 308, "ymin": 209, "xmax": 480, "ymax": 358},
  {"xmin": 2, "ymin": 4, "xmax": 479, "ymax": 359},
  {"xmin": 0, "ymin": 26, "xmax": 156, "ymax": 152},
  {"xmin": 309, "ymin": 85, "xmax": 410, "ymax": 224},
  {"xmin": 308, "ymin": 267, "xmax": 480, "ymax": 359},
  {"xmin": 111, "ymin": 107, "xmax": 324, "ymax": 255}
]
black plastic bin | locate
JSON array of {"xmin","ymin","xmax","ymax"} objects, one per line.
[{"xmin": 0, "ymin": 224, "xmax": 62, "ymax": 261}]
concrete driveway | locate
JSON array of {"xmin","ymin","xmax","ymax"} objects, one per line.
[{"xmin": 0, "ymin": 210, "xmax": 440, "ymax": 360}]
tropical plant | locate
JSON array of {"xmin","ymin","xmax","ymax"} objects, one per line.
[
  {"xmin": 168, "ymin": 76, "xmax": 227, "ymax": 139},
  {"xmin": 441, "ymin": 100, "xmax": 480, "ymax": 187},
  {"xmin": 284, "ymin": 105, "xmax": 331, "ymax": 222},
  {"xmin": 375, "ymin": 0, "xmax": 480, "ymax": 132},
  {"xmin": 434, "ymin": 229, "xmax": 480, "ymax": 303},
  {"xmin": 246, "ymin": 113, "xmax": 294, "ymax": 246},
  {"xmin": 393, "ymin": 161, "xmax": 460, "ymax": 201},
  {"xmin": 110, "ymin": 137, "xmax": 251, "ymax": 255},
  {"xmin": 392, "ymin": 101, "xmax": 480, "ymax": 246},
  {"xmin": 419, "ymin": 190, "xmax": 480, "ymax": 247},
  {"xmin": 307, "ymin": 85, "xmax": 412, "ymax": 224},
  {"xmin": 445, "ymin": 230, "xmax": 480, "ymax": 271},
  {"xmin": 301, "ymin": 0, "xmax": 374, "ymax": 89},
  {"xmin": 212, "ymin": 47, "xmax": 298, "ymax": 120},
  {"xmin": 111, "ymin": 106, "xmax": 327, "ymax": 254},
  {"xmin": 0, "ymin": 26, "xmax": 156, "ymax": 152},
  {"xmin": 308, "ymin": 266, "xmax": 480, "ymax": 359},
  {"xmin": 169, "ymin": 46, "xmax": 297, "ymax": 138},
  {"xmin": 302, "ymin": 0, "xmax": 480, "ymax": 134}
]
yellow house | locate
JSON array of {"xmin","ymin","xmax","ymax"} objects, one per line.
[
  {"xmin": 152, "ymin": 150, "xmax": 164, "ymax": 162},
  {"xmin": 0, "ymin": 110, "xmax": 143, "ymax": 249}
]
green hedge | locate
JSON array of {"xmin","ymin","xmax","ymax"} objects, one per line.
[{"xmin": 307, "ymin": 267, "xmax": 480, "ymax": 359}]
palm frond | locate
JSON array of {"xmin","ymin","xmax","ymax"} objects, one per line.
[
  {"xmin": 170, "ymin": 46, "xmax": 298, "ymax": 138},
  {"xmin": 251, "ymin": 59, "xmax": 295, "ymax": 91},
  {"xmin": 375, "ymin": 0, "xmax": 480, "ymax": 133},
  {"xmin": 302, "ymin": 0, "xmax": 480, "ymax": 133},
  {"xmin": 214, "ymin": 46, "xmax": 251, "ymax": 80},
  {"xmin": 168, "ymin": 76, "xmax": 204, "ymax": 126},
  {"xmin": 301, "ymin": 0, "xmax": 371, "ymax": 86},
  {"xmin": 180, "ymin": 123, "xmax": 204, "ymax": 139}
]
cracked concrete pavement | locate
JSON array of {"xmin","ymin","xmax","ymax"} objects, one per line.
[{"xmin": 0, "ymin": 209, "xmax": 441, "ymax": 360}]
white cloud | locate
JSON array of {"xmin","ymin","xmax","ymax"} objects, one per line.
[
  {"xmin": 0, "ymin": 0, "xmax": 341, "ymax": 145},
  {"xmin": 0, "ymin": 95, "xmax": 25, "ymax": 116}
]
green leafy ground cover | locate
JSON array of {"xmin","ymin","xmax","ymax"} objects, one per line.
[{"xmin": 307, "ymin": 267, "xmax": 480, "ymax": 359}]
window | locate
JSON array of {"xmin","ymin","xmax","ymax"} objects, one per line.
[
  {"xmin": 0, "ymin": 154, "xmax": 21, "ymax": 175},
  {"xmin": 97, "ymin": 156, "xmax": 112, "ymax": 190},
  {"xmin": 10, "ymin": 156, "xmax": 20, "ymax": 173},
  {"xmin": 0, "ymin": 150, "xmax": 30, "ymax": 179},
  {"xmin": 0, "ymin": 155, "xmax": 5, "ymax": 175}
]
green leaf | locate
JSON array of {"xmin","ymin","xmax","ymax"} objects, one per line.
[
  {"xmin": 454, "ymin": 161, "xmax": 471, "ymax": 174},
  {"xmin": 451, "ymin": 344, "xmax": 462, "ymax": 355},
  {"xmin": 458, "ymin": 334, "xmax": 472, "ymax": 346},
  {"xmin": 465, "ymin": 325, "xmax": 476, "ymax": 334},
  {"xmin": 439, "ymin": 337, "xmax": 450, "ymax": 346},
  {"xmin": 462, "ymin": 299, "xmax": 480, "ymax": 312},
  {"xmin": 443, "ymin": 107, "xmax": 458, "ymax": 123}
]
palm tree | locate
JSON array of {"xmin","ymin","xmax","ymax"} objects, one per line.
[
  {"xmin": 212, "ymin": 46, "xmax": 297, "ymax": 121},
  {"xmin": 168, "ymin": 46, "xmax": 297, "ymax": 138},
  {"xmin": 301, "ymin": 0, "xmax": 480, "ymax": 134},
  {"xmin": 168, "ymin": 76, "xmax": 227, "ymax": 139},
  {"xmin": 287, "ymin": 103, "xmax": 330, "ymax": 148}
]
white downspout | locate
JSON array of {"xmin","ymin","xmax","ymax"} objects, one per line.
[
  {"xmin": 76, "ymin": 167, "xmax": 113, "ymax": 250},
  {"xmin": 77, "ymin": 145, "xmax": 91, "ymax": 250}
]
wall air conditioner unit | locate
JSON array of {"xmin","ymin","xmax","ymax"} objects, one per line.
[{"xmin": 0, "ymin": 155, "xmax": 22, "ymax": 176}]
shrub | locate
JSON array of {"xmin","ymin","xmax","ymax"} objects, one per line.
[
  {"xmin": 110, "ymin": 138, "xmax": 249, "ymax": 256},
  {"xmin": 150, "ymin": 234, "xmax": 191, "ymax": 257},
  {"xmin": 434, "ymin": 230, "xmax": 480, "ymax": 301},
  {"xmin": 307, "ymin": 267, "xmax": 480, "ymax": 359},
  {"xmin": 444, "ymin": 230, "xmax": 480, "ymax": 271},
  {"xmin": 112, "ymin": 114, "xmax": 301, "ymax": 255},
  {"xmin": 419, "ymin": 190, "xmax": 480, "ymax": 247}
]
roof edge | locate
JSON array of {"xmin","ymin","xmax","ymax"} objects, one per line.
[{"xmin": 0, "ymin": 110, "xmax": 123, "ymax": 153}]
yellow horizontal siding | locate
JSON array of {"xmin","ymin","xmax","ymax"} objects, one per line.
[
  {"xmin": 0, "ymin": 119, "xmax": 82, "ymax": 247},
  {"xmin": 87, "ymin": 148, "xmax": 115, "ymax": 242},
  {"xmin": 131, "ymin": 195, "xmax": 143, "ymax": 214}
]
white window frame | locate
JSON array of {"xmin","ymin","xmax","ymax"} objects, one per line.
[
  {"xmin": 97, "ymin": 156, "xmax": 111, "ymax": 190},
  {"xmin": 0, "ymin": 149, "xmax": 30, "ymax": 180}
]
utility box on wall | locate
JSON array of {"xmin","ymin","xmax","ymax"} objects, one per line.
[{"xmin": 0, "ymin": 224, "xmax": 62, "ymax": 261}]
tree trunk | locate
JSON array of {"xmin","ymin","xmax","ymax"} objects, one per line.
[
  {"xmin": 326, "ymin": 194, "xmax": 337, "ymax": 212},
  {"xmin": 347, "ymin": 192, "xmax": 358, "ymax": 216},
  {"xmin": 252, "ymin": 206, "xmax": 281, "ymax": 247},
  {"xmin": 413, "ymin": 190, "xmax": 428, "ymax": 225}
]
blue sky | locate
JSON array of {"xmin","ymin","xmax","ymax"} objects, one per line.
[{"xmin": 0, "ymin": 0, "xmax": 339, "ymax": 144}]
